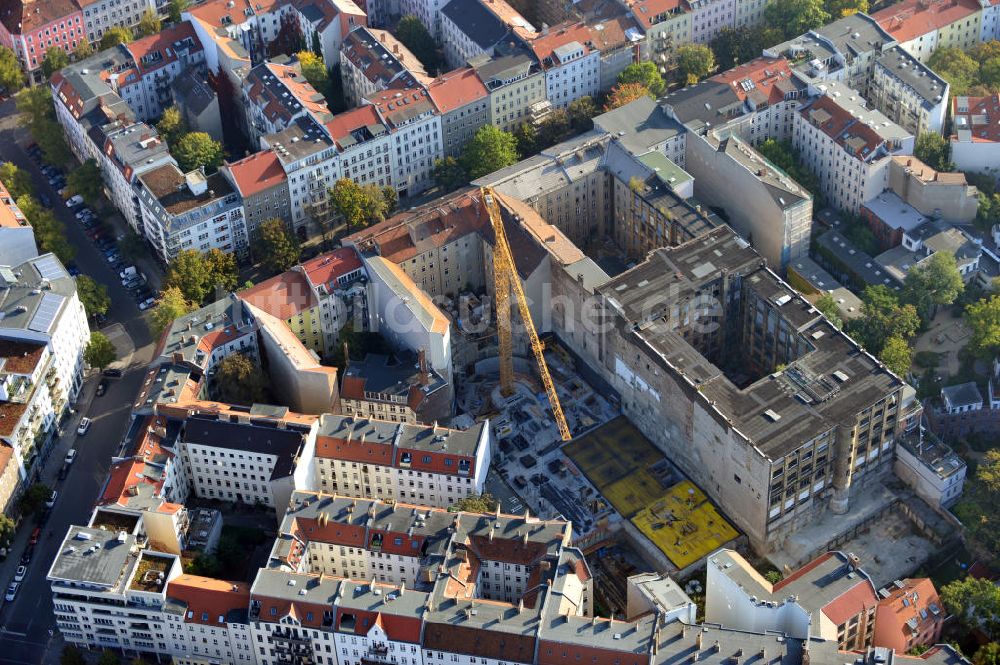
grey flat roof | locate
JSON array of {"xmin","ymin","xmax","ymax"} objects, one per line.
[
  {"xmin": 441, "ymin": 0, "xmax": 511, "ymax": 51},
  {"xmin": 862, "ymin": 191, "xmax": 927, "ymax": 232},
  {"xmin": 0, "ymin": 254, "xmax": 75, "ymax": 335},
  {"xmin": 941, "ymin": 381, "xmax": 982, "ymax": 408},
  {"xmin": 876, "ymin": 46, "xmax": 948, "ymax": 108},
  {"xmin": 48, "ymin": 526, "xmax": 136, "ymax": 588},
  {"xmin": 816, "ymin": 231, "xmax": 899, "ymax": 288},
  {"xmin": 593, "ymin": 96, "xmax": 684, "ymax": 156}
]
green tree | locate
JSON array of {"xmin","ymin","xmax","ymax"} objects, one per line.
[
  {"xmin": 137, "ymin": 8, "xmax": 161, "ymax": 37},
  {"xmin": 756, "ymin": 138, "xmax": 821, "ymax": 199},
  {"xmin": 974, "ymin": 644, "xmax": 1000, "ymax": 665},
  {"xmin": 212, "ymin": 352, "xmax": 268, "ymax": 405},
  {"xmin": 328, "ymin": 179, "xmax": 391, "ymax": 230},
  {"xmin": 120, "ymin": 229, "xmax": 149, "ymax": 261},
  {"xmin": 966, "ymin": 294, "xmax": 1000, "ymax": 358},
  {"xmin": 764, "ymin": 570, "xmax": 783, "ymax": 584},
  {"xmin": 567, "ymin": 96, "xmax": 598, "ymax": 132},
  {"xmin": 41, "ymin": 47, "xmax": 70, "ymax": 79},
  {"xmin": 879, "ymin": 335, "xmax": 912, "ymax": 376},
  {"xmin": 0, "ymin": 513, "xmax": 14, "ymax": 545},
  {"xmin": 19, "ymin": 483, "xmax": 52, "ymax": 515},
  {"xmin": 460, "ymin": 125, "xmax": 519, "ymax": 179},
  {"xmin": 173, "ymin": 132, "xmax": 224, "ymax": 173},
  {"xmin": 981, "ymin": 57, "xmax": 1000, "ymax": 91},
  {"xmin": 67, "ymin": 159, "xmax": 104, "ymax": 204},
  {"xmin": 0, "ymin": 162, "xmax": 34, "ymax": 199},
  {"xmin": 513, "ymin": 122, "xmax": 538, "ymax": 156},
  {"xmin": 846, "ymin": 285, "xmax": 920, "ymax": 354},
  {"xmin": 296, "ymin": 51, "xmax": 330, "ymax": 97},
  {"xmin": 902, "ymin": 251, "xmax": 964, "ymax": 322},
  {"xmin": 85, "ymin": 331, "xmax": 117, "ymax": 370},
  {"xmin": 254, "ymin": 217, "xmax": 301, "ymax": 273},
  {"xmin": 978, "ymin": 449, "xmax": 1000, "ymax": 495},
  {"xmin": 604, "ymin": 82, "xmax": 652, "ymax": 111},
  {"xmin": 156, "ymin": 106, "xmax": 187, "ymax": 147},
  {"xmin": 450, "ymin": 493, "xmax": 498, "ymax": 513},
  {"xmin": 536, "ymin": 110, "xmax": 573, "ymax": 149},
  {"xmin": 617, "ymin": 62, "xmax": 665, "ymax": 97},
  {"xmin": 77, "ymin": 274, "xmax": 111, "ymax": 318},
  {"xmin": 941, "ymin": 577, "xmax": 1000, "ymax": 639},
  {"xmin": 711, "ymin": 26, "xmax": 774, "ymax": 69},
  {"xmin": 97, "ymin": 649, "xmax": 121, "ymax": 665},
  {"xmin": 150, "ymin": 286, "xmax": 196, "ymax": 335},
  {"xmin": 765, "ymin": 0, "xmax": 830, "ymax": 39},
  {"xmin": 74, "ymin": 39, "xmax": 93, "ymax": 59},
  {"xmin": 168, "ymin": 0, "xmax": 190, "ymax": 23},
  {"xmin": 914, "ymin": 132, "xmax": 953, "ymax": 172},
  {"xmin": 165, "ymin": 250, "xmax": 210, "ymax": 302},
  {"xmin": 17, "ymin": 87, "xmax": 71, "ymax": 165},
  {"xmin": 433, "ymin": 156, "xmax": 467, "ymax": 192},
  {"xmin": 0, "ymin": 46, "xmax": 23, "ymax": 92},
  {"xmin": 16, "ymin": 195, "xmax": 75, "ymax": 263},
  {"xmin": 927, "ymin": 47, "xmax": 979, "ymax": 94},
  {"xmin": 204, "ymin": 248, "xmax": 238, "ymax": 295},
  {"xmin": 676, "ymin": 44, "xmax": 716, "ymax": 85},
  {"xmin": 395, "ymin": 15, "xmax": 441, "ymax": 74},
  {"xmin": 977, "ymin": 192, "xmax": 1000, "ymax": 233},
  {"xmin": 381, "ymin": 185, "xmax": 398, "ymax": 216},
  {"xmin": 825, "ymin": 0, "xmax": 868, "ymax": 17},
  {"xmin": 815, "ymin": 292, "xmax": 842, "ymax": 328},
  {"xmin": 60, "ymin": 646, "xmax": 87, "ymax": 665},
  {"xmin": 100, "ymin": 26, "xmax": 134, "ymax": 50}
]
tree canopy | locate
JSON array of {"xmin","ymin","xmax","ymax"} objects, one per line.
[
  {"xmin": 676, "ymin": 44, "xmax": 716, "ymax": 85},
  {"xmin": 604, "ymin": 82, "xmax": 653, "ymax": 111},
  {"xmin": 150, "ymin": 286, "xmax": 197, "ymax": 335},
  {"xmin": 460, "ymin": 125, "xmax": 519, "ymax": 180},
  {"xmin": 17, "ymin": 86, "xmax": 71, "ymax": 165},
  {"xmin": 941, "ymin": 577, "xmax": 1000, "ymax": 640},
  {"xmin": 328, "ymin": 178, "xmax": 396, "ymax": 230},
  {"xmin": 85, "ymin": 332, "xmax": 117, "ymax": 370},
  {"xmin": 212, "ymin": 352, "xmax": 269, "ymax": 405},
  {"xmin": 15, "ymin": 194, "xmax": 75, "ymax": 264},
  {"xmin": 254, "ymin": 218, "xmax": 301, "ymax": 274},
  {"xmin": 879, "ymin": 335, "xmax": 912, "ymax": 376},
  {"xmin": 296, "ymin": 51, "xmax": 331, "ymax": 98},
  {"xmin": 77, "ymin": 275, "xmax": 111, "ymax": 318},
  {"xmin": 137, "ymin": 9, "xmax": 162, "ymax": 37},
  {"xmin": 0, "ymin": 46, "xmax": 24, "ymax": 93},
  {"xmin": 756, "ymin": 139, "xmax": 821, "ymax": 198},
  {"xmin": 0, "ymin": 162, "xmax": 34, "ymax": 199},
  {"xmin": 815, "ymin": 293, "xmax": 842, "ymax": 328},
  {"xmin": 173, "ymin": 132, "xmax": 224, "ymax": 173},
  {"xmin": 901, "ymin": 251, "xmax": 964, "ymax": 322},
  {"xmin": 165, "ymin": 249, "xmax": 238, "ymax": 304},
  {"xmin": 42, "ymin": 47, "xmax": 70, "ymax": 79},
  {"xmin": 450, "ymin": 493, "xmax": 499, "ymax": 514},
  {"xmin": 19, "ymin": 483, "xmax": 52, "ymax": 515},
  {"xmin": 973, "ymin": 643, "xmax": 1000, "ymax": 665},
  {"xmin": 846, "ymin": 285, "xmax": 920, "ymax": 355},
  {"xmin": 100, "ymin": 26, "xmax": 134, "ymax": 50},
  {"xmin": 966, "ymin": 294, "xmax": 1000, "ymax": 358},
  {"xmin": 765, "ymin": 0, "xmax": 830, "ymax": 39},
  {"xmin": 395, "ymin": 15, "xmax": 442, "ymax": 74},
  {"xmin": 74, "ymin": 39, "xmax": 94, "ymax": 59},
  {"xmin": 711, "ymin": 27, "xmax": 780, "ymax": 69},
  {"xmin": 617, "ymin": 62, "xmax": 665, "ymax": 97},
  {"xmin": 156, "ymin": 107, "xmax": 187, "ymax": 147},
  {"xmin": 927, "ymin": 47, "xmax": 981, "ymax": 94},
  {"xmin": 567, "ymin": 96, "xmax": 599, "ymax": 133},
  {"xmin": 67, "ymin": 159, "xmax": 104, "ymax": 205},
  {"xmin": 914, "ymin": 132, "xmax": 953, "ymax": 172},
  {"xmin": 168, "ymin": 0, "xmax": 190, "ymax": 23},
  {"xmin": 433, "ymin": 156, "xmax": 467, "ymax": 192}
]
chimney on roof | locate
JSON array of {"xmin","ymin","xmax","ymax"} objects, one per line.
[
  {"xmin": 697, "ymin": 633, "xmax": 703, "ymax": 649},
  {"xmin": 393, "ymin": 43, "xmax": 398, "ymax": 54},
  {"xmin": 343, "ymin": 342, "xmax": 350, "ymax": 367},
  {"xmin": 418, "ymin": 349, "xmax": 429, "ymax": 385}
]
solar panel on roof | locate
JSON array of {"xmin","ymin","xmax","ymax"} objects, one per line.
[
  {"xmin": 29, "ymin": 293, "xmax": 64, "ymax": 334},
  {"xmin": 33, "ymin": 254, "xmax": 67, "ymax": 281}
]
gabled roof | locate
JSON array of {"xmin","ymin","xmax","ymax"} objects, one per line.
[
  {"xmin": 441, "ymin": 0, "xmax": 515, "ymax": 51},
  {"xmin": 0, "ymin": 0, "xmax": 80, "ymax": 36},
  {"xmin": 873, "ymin": 0, "xmax": 981, "ymax": 42},
  {"xmin": 224, "ymin": 150, "xmax": 287, "ymax": 198},
  {"xmin": 300, "ymin": 248, "xmax": 364, "ymax": 290},
  {"xmin": 426, "ymin": 67, "xmax": 489, "ymax": 114},
  {"xmin": 239, "ymin": 269, "xmax": 318, "ymax": 320},
  {"xmin": 166, "ymin": 574, "xmax": 251, "ymax": 626}
]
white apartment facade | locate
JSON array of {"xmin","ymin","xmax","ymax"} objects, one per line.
[
  {"xmin": 99, "ymin": 123, "xmax": 175, "ymax": 234},
  {"xmin": 79, "ymin": 0, "xmax": 156, "ymax": 46},
  {"xmin": 534, "ymin": 32, "xmax": 600, "ymax": 109},
  {"xmin": 689, "ymin": 0, "xmax": 737, "ymax": 43}
]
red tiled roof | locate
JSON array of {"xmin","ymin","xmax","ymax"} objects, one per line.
[
  {"xmin": 239, "ymin": 270, "xmax": 317, "ymax": 320},
  {"xmin": 166, "ymin": 575, "xmax": 251, "ymax": 626},
  {"xmin": 952, "ymin": 94, "xmax": 1000, "ymax": 143},
  {"xmin": 712, "ymin": 57, "xmax": 795, "ymax": 106},
  {"xmin": 872, "ymin": 0, "xmax": 980, "ymax": 42},
  {"xmin": 126, "ymin": 22, "xmax": 202, "ymax": 76},
  {"xmin": 0, "ymin": 340, "xmax": 46, "ymax": 375},
  {"xmin": 529, "ymin": 22, "xmax": 593, "ymax": 64},
  {"xmin": 225, "ymin": 150, "xmax": 286, "ymax": 197},
  {"xmin": 426, "ymin": 67, "xmax": 489, "ymax": 114},
  {"xmin": 295, "ymin": 517, "xmax": 367, "ymax": 548},
  {"xmin": 98, "ymin": 458, "xmax": 165, "ymax": 506},
  {"xmin": 627, "ymin": 0, "xmax": 684, "ymax": 26},
  {"xmin": 336, "ymin": 607, "xmax": 422, "ymax": 642},
  {"xmin": 300, "ymin": 248, "xmax": 363, "ymax": 289},
  {"xmin": 467, "ymin": 534, "xmax": 549, "ymax": 566},
  {"xmin": 315, "ymin": 434, "xmax": 392, "ymax": 463},
  {"xmin": 0, "ymin": 0, "xmax": 81, "ymax": 36},
  {"xmin": 324, "ymin": 105, "xmax": 384, "ymax": 147},
  {"xmin": 823, "ymin": 580, "xmax": 878, "ymax": 626}
]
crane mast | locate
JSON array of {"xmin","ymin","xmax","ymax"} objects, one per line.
[{"xmin": 481, "ymin": 187, "xmax": 572, "ymax": 442}]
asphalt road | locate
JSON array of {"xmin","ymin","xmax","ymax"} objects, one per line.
[{"xmin": 0, "ymin": 97, "xmax": 158, "ymax": 664}]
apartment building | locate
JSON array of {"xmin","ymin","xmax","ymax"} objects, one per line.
[
  {"xmin": 298, "ymin": 248, "xmax": 368, "ymax": 356},
  {"xmin": 594, "ymin": 94, "xmax": 686, "ymax": 164},
  {"xmin": 706, "ymin": 549, "xmax": 879, "ymax": 651},
  {"xmin": 243, "ymin": 59, "xmax": 333, "ymax": 148},
  {"xmin": 584, "ymin": 13, "xmax": 644, "ymax": 91},
  {"xmin": 313, "ymin": 416, "xmax": 489, "ymax": 505},
  {"xmin": 339, "ymin": 351, "xmax": 452, "ymax": 424},
  {"xmin": 0, "ymin": 445, "xmax": 19, "ymax": 515},
  {"xmin": 688, "ymin": 0, "xmax": 736, "ymax": 43},
  {"xmin": 686, "ymin": 130, "xmax": 812, "ymax": 270},
  {"xmin": 793, "ymin": 83, "xmax": 913, "ymax": 214},
  {"xmin": 136, "ymin": 164, "xmax": 250, "ymax": 262},
  {"xmin": 474, "ymin": 52, "xmax": 547, "ymax": 131},
  {"xmin": 220, "ymin": 150, "xmax": 293, "ymax": 245},
  {"xmin": 367, "ymin": 87, "xmax": 443, "ymax": 196},
  {"xmin": 426, "ymin": 67, "xmax": 490, "ymax": 156},
  {"xmin": 869, "ymin": 46, "xmax": 949, "ymax": 136},
  {"xmin": 439, "ymin": 0, "xmax": 534, "ymax": 70},
  {"xmin": 398, "ymin": 0, "xmax": 448, "ymax": 38},
  {"xmin": 325, "ymin": 105, "xmax": 394, "ymax": 189},
  {"xmin": 0, "ymin": 0, "xmax": 84, "ymax": 83},
  {"xmin": 116, "ymin": 22, "xmax": 207, "ymax": 122},
  {"xmin": 626, "ymin": 0, "xmax": 691, "ymax": 75},
  {"xmin": 561, "ymin": 227, "xmax": 906, "ymax": 551},
  {"xmin": 895, "ymin": 427, "xmax": 966, "ymax": 510},
  {"xmin": 0, "ymin": 254, "xmax": 89, "ymax": 479},
  {"xmin": 950, "ymin": 94, "xmax": 1000, "ymax": 173},
  {"xmin": 887, "ymin": 156, "xmax": 978, "ymax": 222},
  {"xmin": 98, "ymin": 123, "xmax": 174, "ymax": 235},
  {"xmin": 529, "ymin": 23, "xmax": 601, "ymax": 108},
  {"xmin": 874, "ymin": 579, "xmax": 945, "ymax": 653},
  {"xmin": 0, "ymin": 181, "xmax": 39, "ymax": 267},
  {"xmin": 79, "ymin": 0, "xmax": 155, "ymax": 45},
  {"xmin": 873, "ymin": 0, "xmax": 983, "ymax": 62},
  {"xmin": 179, "ymin": 413, "xmax": 316, "ymax": 509},
  {"xmin": 340, "ymin": 27, "xmax": 427, "ymax": 106}
]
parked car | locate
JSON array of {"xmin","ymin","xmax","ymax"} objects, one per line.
[
  {"xmin": 103, "ymin": 368, "xmax": 122, "ymax": 378},
  {"xmin": 5, "ymin": 582, "xmax": 18, "ymax": 602},
  {"xmin": 65, "ymin": 195, "xmax": 84, "ymax": 207},
  {"xmin": 65, "ymin": 448, "xmax": 77, "ymax": 465},
  {"xmin": 96, "ymin": 379, "xmax": 107, "ymax": 396},
  {"xmin": 138, "ymin": 297, "xmax": 155, "ymax": 310},
  {"xmin": 29, "ymin": 528, "xmax": 40, "ymax": 546},
  {"xmin": 45, "ymin": 490, "xmax": 57, "ymax": 509},
  {"xmin": 75, "ymin": 208, "xmax": 92, "ymax": 219},
  {"xmin": 13, "ymin": 565, "xmax": 25, "ymax": 582},
  {"xmin": 76, "ymin": 418, "xmax": 91, "ymax": 436},
  {"xmin": 106, "ymin": 254, "xmax": 121, "ymax": 264},
  {"xmin": 39, "ymin": 194, "xmax": 51, "ymax": 207}
]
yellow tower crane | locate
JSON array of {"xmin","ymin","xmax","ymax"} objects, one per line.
[{"xmin": 481, "ymin": 187, "xmax": 572, "ymax": 442}]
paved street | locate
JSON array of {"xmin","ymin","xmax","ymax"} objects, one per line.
[{"xmin": 0, "ymin": 97, "xmax": 159, "ymax": 664}]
